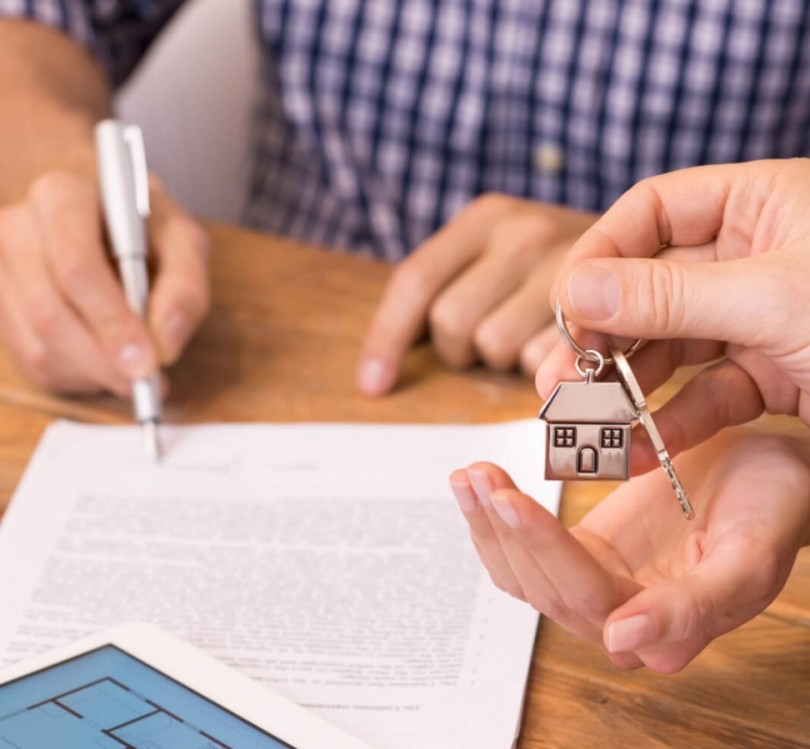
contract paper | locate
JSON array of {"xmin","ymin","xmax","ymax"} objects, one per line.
[{"xmin": 0, "ymin": 420, "xmax": 560, "ymax": 749}]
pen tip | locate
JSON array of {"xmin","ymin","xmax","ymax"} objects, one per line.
[{"xmin": 142, "ymin": 420, "xmax": 162, "ymax": 462}]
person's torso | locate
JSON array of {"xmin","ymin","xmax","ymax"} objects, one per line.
[{"xmin": 246, "ymin": 0, "xmax": 810, "ymax": 258}]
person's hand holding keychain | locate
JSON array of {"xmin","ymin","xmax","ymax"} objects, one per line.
[
  {"xmin": 540, "ymin": 304, "xmax": 694, "ymax": 518},
  {"xmin": 536, "ymin": 159, "xmax": 810, "ymax": 473}
]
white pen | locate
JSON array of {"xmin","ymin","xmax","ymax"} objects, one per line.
[{"xmin": 95, "ymin": 119, "xmax": 163, "ymax": 461}]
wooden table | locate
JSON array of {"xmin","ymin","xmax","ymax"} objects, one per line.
[{"xmin": 0, "ymin": 224, "xmax": 808, "ymax": 748}]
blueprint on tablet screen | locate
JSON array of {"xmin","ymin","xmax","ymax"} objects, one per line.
[{"xmin": 0, "ymin": 646, "xmax": 289, "ymax": 749}]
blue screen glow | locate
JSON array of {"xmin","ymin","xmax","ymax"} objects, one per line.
[{"xmin": 0, "ymin": 645, "xmax": 294, "ymax": 748}]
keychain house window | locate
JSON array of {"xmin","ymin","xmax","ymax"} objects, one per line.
[
  {"xmin": 539, "ymin": 381, "xmax": 636, "ymax": 481},
  {"xmin": 600, "ymin": 428, "xmax": 623, "ymax": 449},
  {"xmin": 554, "ymin": 427, "xmax": 576, "ymax": 447}
]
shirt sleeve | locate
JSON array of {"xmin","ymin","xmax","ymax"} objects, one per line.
[{"xmin": 0, "ymin": 0, "xmax": 186, "ymax": 86}]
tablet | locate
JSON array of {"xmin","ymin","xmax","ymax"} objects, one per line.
[{"xmin": 0, "ymin": 623, "xmax": 375, "ymax": 749}]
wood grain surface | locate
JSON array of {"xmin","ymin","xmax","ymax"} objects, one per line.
[{"xmin": 0, "ymin": 223, "xmax": 807, "ymax": 748}]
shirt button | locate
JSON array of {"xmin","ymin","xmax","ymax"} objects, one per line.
[{"xmin": 534, "ymin": 143, "xmax": 565, "ymax": 174}]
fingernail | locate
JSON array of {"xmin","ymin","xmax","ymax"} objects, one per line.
[
  {"xmin": 491, "ymin": 492, "xmax": 521, "ymax": 529},
  {"xmin": 117, "ymin": 342, "xmax": 152, "ymax": 379},
  {"xmin": 567, "ymin": 264, "xmax": 620, "ymax": 320},
  {"xmin": 357, "ymin": 358, "xmax": 393, "ymax": 396},
  {"xmin": 450, "ymin": 480, "xmax": 478, "ymax": 513},
  {"xmin": 606, "ymin": 614, "xmax": 651, "ymax": 653},
  {"xmin": 468, "ymin": 468, "xmax": 493, "ymax": 508}
]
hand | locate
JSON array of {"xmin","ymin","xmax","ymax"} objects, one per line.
[
  {"xmin": 357, "ymin": 194, "xmax": 597, "ymax": 395},
  {"xmin": 536, "ymin": 160, "xmax": 810, "ymax": 470},
  {"xmin": 0, "ymin": 172, "xmax": 210, "ymax": 395},
  {"xmin": 450, "ymin": 429, "xmax": 810, "ymax": 673}
]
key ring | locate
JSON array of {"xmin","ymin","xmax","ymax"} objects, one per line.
[
  {"xmin": 555, "ymin": 299, "xmax": 643, "ymax": 367},
  {"xmin": 575, "ymin": 349, "xmax": 606, "ymax": 380}
]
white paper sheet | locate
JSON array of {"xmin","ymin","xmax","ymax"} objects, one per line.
[{"xmin": 0, "ymin": 420, "xmax": 560, "ymax": 749}]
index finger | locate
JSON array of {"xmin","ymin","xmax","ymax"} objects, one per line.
[
  {"xmin": 549, "ymin": 162, "xmax": 744, "ymax": 304},
  {"xmin": 32, "ymin": 174, "xmax": 157, "ymax": 380},
  {"xmin": 357, "ymin": 198, "xmax": 506, "ymax": 395}
]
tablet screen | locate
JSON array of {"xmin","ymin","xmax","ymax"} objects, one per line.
[{"xmin": 0, "ymin": 645, "xmax": 294, "ymax": 748}]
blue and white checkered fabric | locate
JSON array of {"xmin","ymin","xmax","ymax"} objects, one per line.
[{"xmin": 4, "ymin": 0, "xmax": 810, "ymax": 260}]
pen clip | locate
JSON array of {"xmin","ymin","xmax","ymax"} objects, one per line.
[{"xmin": 123, "ymin": 125, "xmax": 151, "ymax": 219}]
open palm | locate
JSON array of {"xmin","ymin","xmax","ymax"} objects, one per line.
[{"xmin": 450, "ymin": 429, "xmax": 810, "ymax": 673}]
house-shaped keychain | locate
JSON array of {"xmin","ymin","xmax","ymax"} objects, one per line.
[{"xmin": 539, "ymin": 380, "xmax": 636, "ymax": 481}]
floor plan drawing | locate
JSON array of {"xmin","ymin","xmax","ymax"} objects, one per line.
[{"xmin": 0, "ymin": 676, "xmax": 231, "ymax": 748}]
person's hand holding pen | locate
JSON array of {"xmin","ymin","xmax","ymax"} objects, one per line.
[
  {"xmin": 0, "ymin": 137, "xmax": 210, "ymax": 400},
  {"xmin": 96, "ymin": 120, "xmax": 207, "ymax": 457}
]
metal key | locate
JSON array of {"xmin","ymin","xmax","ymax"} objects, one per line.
[{"xmin": 612, "ymin": 348, "xmax": 695, "ymax": 520}]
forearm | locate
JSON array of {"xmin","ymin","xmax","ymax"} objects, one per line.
[{"xmin": 0, "ymin": 19, "xmax": 111, "ymax": 202}]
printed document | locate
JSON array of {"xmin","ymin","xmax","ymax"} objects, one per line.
[{"xmin": 0, "ymin": 420, "xmax": 560, "ymax": 749}]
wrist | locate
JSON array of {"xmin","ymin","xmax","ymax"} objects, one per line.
[{"xmin": 0, "ymin": 20, "xmax": 110, "ymax": 203}]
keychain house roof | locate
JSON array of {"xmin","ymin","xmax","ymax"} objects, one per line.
[{"xmin": 539, "ymin": 380, "xmax": 636, "ymax": 481}]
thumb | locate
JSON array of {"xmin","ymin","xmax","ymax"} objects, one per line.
[
  {"xmin": 601, "ymin": 540, "xmax": 779, "ymax": 673},
  {"xmin": 558, "ymin": 256, "xmax": 788, "ymax": 348}
]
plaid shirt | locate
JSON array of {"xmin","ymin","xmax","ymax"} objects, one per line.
[{"xmin": 4, "ymin": 1, "xmax": 810, "ymax": 260}]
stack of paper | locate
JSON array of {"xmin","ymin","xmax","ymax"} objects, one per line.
[{"xmin": 0, "ymin": 420, "xmax": 560, "ymax": 748}]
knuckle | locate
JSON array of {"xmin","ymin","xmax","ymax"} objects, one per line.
[
  {"xmin": 177, "ymin": 277, "xmax": 212, "ymax": 320},
  {"xmin": 509, "ymin": 232, "xmax": 546, "ymax": 263},
  {"xmin": 573, "ymin": 593, "xmax": 610, "ymax": 623},
  {"xmin": 428, "ymin": 296, "xmax": 470, "ymax": 343},
  {"xmin": 633, "ymin": 261, "xmax": 686, "ymax": 336},
  {"xmin": 27, "ymin": 368, "xmax": 59, "ymax": 393},
  {"xmin": 494, "ymin": 214, "xmax": 555, "ymax": 256},
  {"xmin": 27, "ymin": 297, "xmax": 61, "ymax": 339},
  {"xmin": 627, "ymin": 176, "xmax": 673, "ymax": 247},
  {"xmin": 674, "ymin": 587, "xmax": 711, "ymax": 643},
  {"xmin": 519, "ymin": 349, "xmax": 539, "ymax": 377},
  {"xmin": 707, "ymin": 367, "xmax": 749, "ymax": 427},
  {"xmin": 508, "ymin": 586, "xmax": 528, "ymax": 603},
  {"xmin": 389, "ymin": 259, "xmax": 430, "ymax": 301},
  {"xmin": 95, "ymin": 310, "xmax": 140, "ymax": 346},
  {"xmin": 473, "ymin": 322, "xmax": 517, "ymax": 371},
  {"xmin": 165, "ymin": 214, "xmax": 211, "ymax": 261},
  {"xmin": 22, "ymin": 340, "xmax": 58, "ymax": 390},
  {"xmin": 634, "ymin": 175, "xmax": 664, "ymax": 212},
  {"xmin": 519, "ymin": 337, "xmax": 549, "ymax": 377},
  {"xmin": 490, "ymin": 573, "xmax": 526, "ymax": 602},
  {"xmin": 29, "ymin": 173, "xmax": 64, "ymax": 203},
  {"xmin": 53, "ymin": 251, "xmax": 93, "ymax": 296},
  {"xmin": 469, "ymin": 192, "xmax": 514, "ymax": 217},
  {"xmin": 29, "ymin": 172, "xmax": 83, "ymax": 208},
  {"xmin": 527, "ymin": 593, "xmax": 571, "ymax": 622}
]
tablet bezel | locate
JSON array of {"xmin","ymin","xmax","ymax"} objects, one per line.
[{"xmin": 0, "ymin": 622, "xmax": 375, "ymax": 749}]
